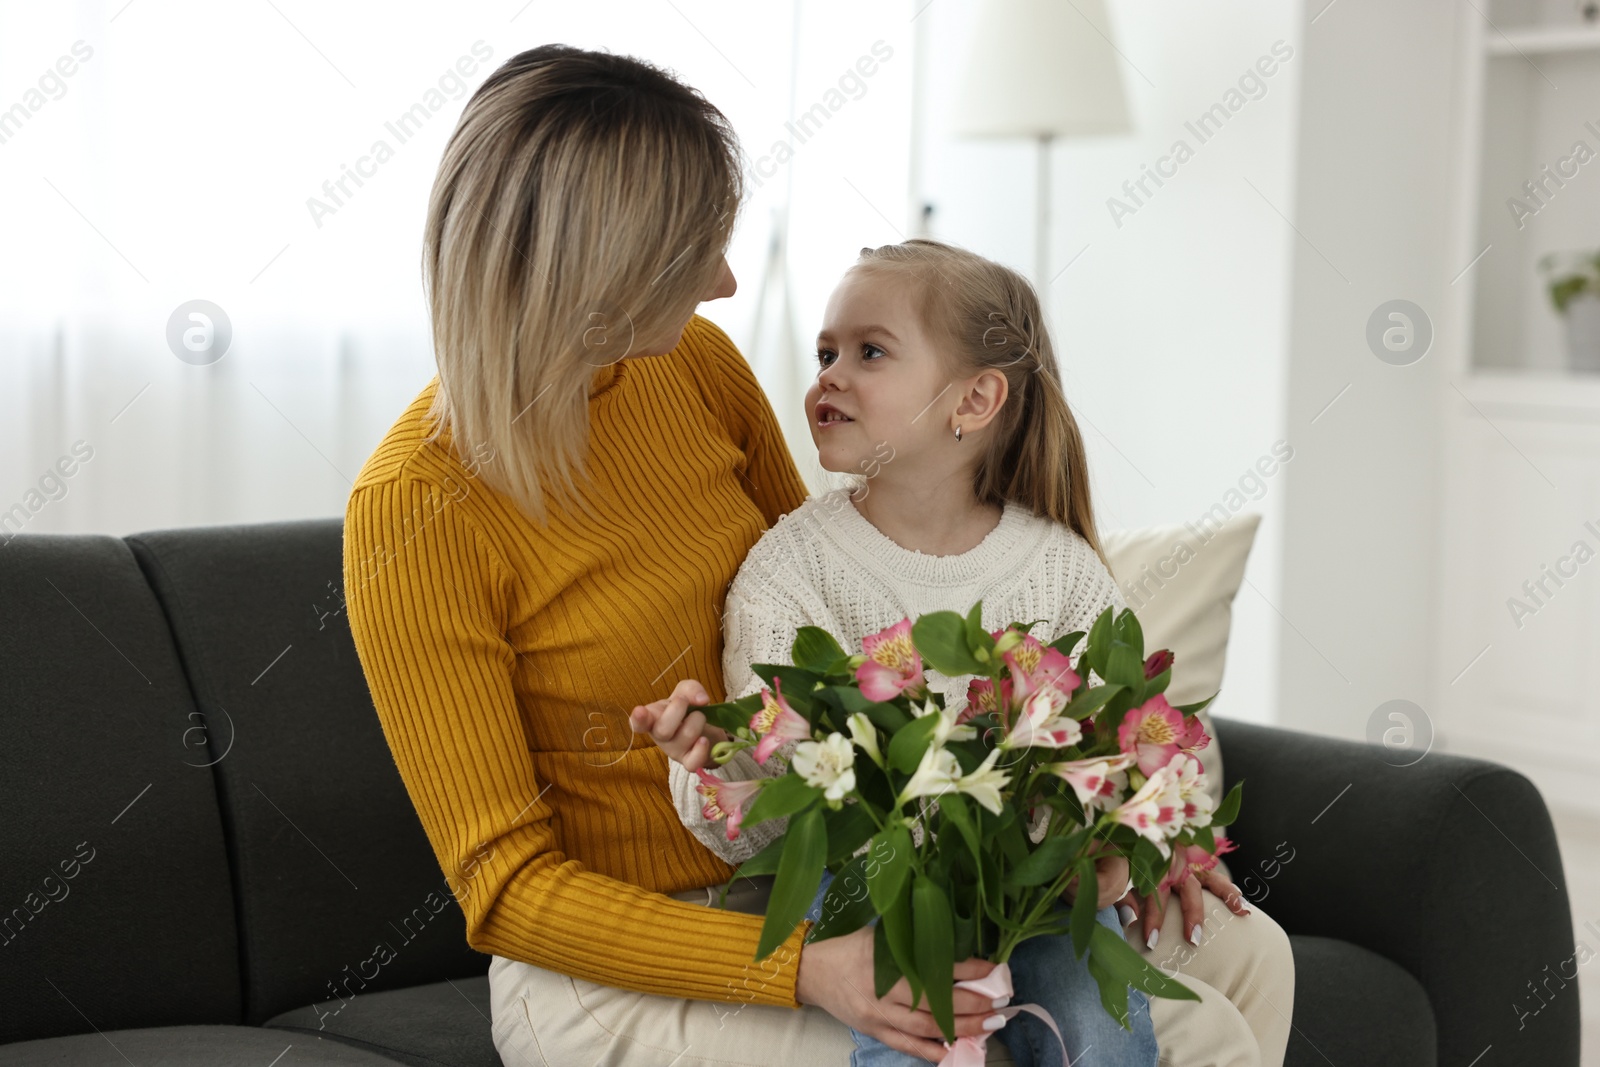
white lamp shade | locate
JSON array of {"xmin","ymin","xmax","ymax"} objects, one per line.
[{"xmin": 951, "ymin": 0, "xmax": 1132, "ymax": 139}]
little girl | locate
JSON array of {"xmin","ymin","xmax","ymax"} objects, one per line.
[{"xmin": 635, "ymin": 240, "xmax": 1292, "ymax": 1067}]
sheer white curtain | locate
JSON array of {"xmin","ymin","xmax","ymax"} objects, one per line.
[{"xmin": 0, "ymin": 0, "xmax": 916, "ymax": 537}]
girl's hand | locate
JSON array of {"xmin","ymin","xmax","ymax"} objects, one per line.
[
  {"xmin": 1061, "ymin": 850, "xmax": 1130, "ymax": 911},
  {"xmin": 1117, "ymin": 865, "xmax": 1252, "ymax": 950},
  {"xmin": 795, "ymin": 924, "xmax": 1011, "ymax": 1062},
  {"xmin": 627, "ymin": 679, "xmax": 729, "ymax": 772}
]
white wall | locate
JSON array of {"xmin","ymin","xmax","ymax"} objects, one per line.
[
  {"xmin": 3, "ymin": 2, "xmax": 1307, "ymax": 732},
  {"xmin": 1273, "ymin": 0, "xmax": 1462, "ymax": 741},
  {"xmin": 915, "ymin": 0, "xmax": 1304, "ymax": 727}
]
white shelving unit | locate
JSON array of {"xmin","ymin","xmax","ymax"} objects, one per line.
[{"xmin": 1433, "ymin": 0, "xmax": 1600, "ymax": 814}]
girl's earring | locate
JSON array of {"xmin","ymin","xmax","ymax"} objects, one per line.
[{"xmin": 954, "ymin": 425, "xmax": 963, "ymax": 442}]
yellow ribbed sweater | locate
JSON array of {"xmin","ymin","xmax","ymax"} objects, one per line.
[{"xmin": 342, "ymin": 316, "xmax": 813, "ymax": 1007}]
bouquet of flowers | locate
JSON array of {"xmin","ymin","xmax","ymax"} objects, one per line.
[{"xmin": 692, "ymin": 602, "xmax": 1242, "ymax": 1044}]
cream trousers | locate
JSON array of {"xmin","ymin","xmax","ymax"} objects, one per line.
[
  {"xmin": 1133, "ymin": 859, "xmax": 1296, "ymax": 1067},
  {"xmin": 487, "ymin": 860, "xmax": 1294, "ymax": 1067}
]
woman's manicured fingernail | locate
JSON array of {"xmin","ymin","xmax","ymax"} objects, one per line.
[
  {"xmin": 1146, "ymin": 928, "xmax": 1160, "ymax": 951},
  {"xmin": 990, "ymin": 997, "xmax": 1010, "ymax": 1009},
  {"xmin": 1189, "ymin": 924, "xmax": 1203, "ymax": 945},
  {"xmin": 983, "ymin": 1014, "xmax": 1007, "ymax": 1031},
  {"xmin": 1118, "ymin": 904, "xmax": 1137, "ymax": 926}
]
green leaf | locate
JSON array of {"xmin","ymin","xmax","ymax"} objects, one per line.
[
  {"xmin": 936, "ymin": 792, "xmax": 981, "ymax": 865},
  {"xmin": 879, "ymin": 891, "xmax": 922, "ymax": 1006},
  {"xmin": 792, "ymin": 627, "xmax": 847, "ymax": 672},
  {"xmin": 699, "ymin": 693, "xmax": 763, "ymax": 735},
  {"xmin": 750, "ymin": 665, "xmax": 822, "ymax": 714},
  {"xmin": 1003, "ymin": 837, "xmax": 1079, "ymax": 890},
  {"xmin": 1049, "ymin": 630, "xmax": 1086, "ymax": 659},
  {"xmin": 887, "ymin": 711, "xmax": 941, "ymax": 774},
  {"xmin": 755, "ymin": 806, "xmax": 827, "ymax": 959},
  {"xmin": 873, "ymin": 913, "xmax": 904, "ymax": 998},
  {"xmin": 1114, "ymin": 609, "xmax": 1145, "ymax": 660},
  {"xmin": 859, "ymin": 699, "xmax": 912, "ymax": 734},
  {"xmin": 1088, "ymin": 923, "xmax": 1201, "ymax": 1002},
  {"xmin": 1105, "ymin": 641, "xmax": 1145, "ymax": 690},
  {"xmin": 995, "ymin": 807, "xmax": 1029, "ymax": 867},
  {"xmin": 729, "ymin": 833, "xmax": 786, "ymax": 880},
  {"xmin": 1175, "ymin": 692, "xmax": 1218, "ymax": 716},
  {"xmin": 1192, "ymin": 824, "xmax": 1216, "ymax": 853},
  {"xmin": 741, "ymin": 774, "xmax": 820, "ymax": 830},
  {"xmin": 1211, "ymin": 781, "xmax": 1244, "ymax": 827},
  {"xmin": 913, "ymin": 875, "xmax": 956, "ymax": 1041},
  {"xmin": 1064, "ymin": 683, "xmax": 1123, "ymax": 722},
  {"xmin": 1069, "ymin": 857, "xmax": 1099, "ymax": 957},
  {"xmin": 1128, "ymin": 837, "xmax": 1167, "ymax": 895},
  {"xmin": 951, "ymin": 890, "xmax": 976, "ymax": 964},
  {"xmin": 912, "ymin": 611, "xmax": 986, "ymax": 676},
  {"xmin": 866, "ymin": 824, "xmax": 913, "ymax": 915},
  {"xmin": 823, "ymin": 802, "xmax": 880, "ymax": 865},
  {"xmin": 963, "ymin": 602, "xmax": 997, "ymax": 665},
  {"xmin": 1084, "ymin": 942, "xmax": 1132, "ymax": 1030},
  {"xmin": 1085, "ymin": 607, "xmax": 1114, "ymax": 679},
  {"xmin": 809, "ymin": 852, "xmax": 880, "ymax": 942}
]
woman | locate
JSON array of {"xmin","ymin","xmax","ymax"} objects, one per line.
[{"xmin": 342, "ymin": 45, "xmax": 1013, "ymax": 1066}]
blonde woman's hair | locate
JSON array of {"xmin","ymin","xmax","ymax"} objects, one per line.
[
  {"xmin": 421, "ymin": 45, "xmax": 744, "ymax": 522},
  {"xmin": 852, "ymin": 239, "xmax": 1109, "ymax": 569}
]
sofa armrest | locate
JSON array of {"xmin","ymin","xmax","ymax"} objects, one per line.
[{"xmin": 1210, "ymin": 715, "xmax": 1580, "ymax": 1067}]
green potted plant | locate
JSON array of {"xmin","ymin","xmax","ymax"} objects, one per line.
[{"xmin": 1538, "ymin": 249, "xmax": 1600, "ymax": 372}]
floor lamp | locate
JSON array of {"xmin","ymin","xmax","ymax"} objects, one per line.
[{"xmin": 950, "ymin": 0, "xmax": 1133, "ymax": 288}]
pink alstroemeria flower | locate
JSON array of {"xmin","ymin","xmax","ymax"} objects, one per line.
[
  {"xmin": 1046, "ymin": 752, "xmax": 1135, "ymax": 813},
  {"xmin": 959, "ymin": 676, "xmax": 1012, "ymax": 725},
  {"xmin": 856, "ymin": 619, "xmax": 925, "ymax": 702},
  {"xmin": 1002, "ymin": 634, "xmax": 1081, "ymax": 706},
  {"xmin": 1179, "ymin": 713, "xmax": 1210, "ymax": 753},
  {"xmin": 1117, "ymin": 694, "xmax": 1193, "ymax": 776},
  {"xmin": 693, "ymin": 769, "xmax": 764, "ymax": 841},
  {"xmin": 1143, "ymin": 649, "xmax": 1174, "ymax": 680},
  {"xmin": 749, "ymin": 679, "xmax": 811, "ymax": 764},
  {"xmin": 1158, "ymin": 832, "xmax": 1239, "ymax": 893}
]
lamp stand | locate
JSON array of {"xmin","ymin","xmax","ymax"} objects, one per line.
[{"xmin": 1035, "ymin": 133, "xmax": 1053, "ymax": 290}]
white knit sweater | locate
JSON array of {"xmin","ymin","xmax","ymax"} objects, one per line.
[{"xmin": 667, "ymin": 488, "xmax": 1216, "ymax": 866}]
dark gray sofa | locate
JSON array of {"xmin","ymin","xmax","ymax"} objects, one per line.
[{"xmin": 0, "ymin": 518, "xmax": 1582, "ymax": 1066}]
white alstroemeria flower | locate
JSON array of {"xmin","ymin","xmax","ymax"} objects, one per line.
[
  {"xmin": 998, "ymin": 685, "xmax": 1083, "ymax": 750},
  {"xmin": 1046, "ymin": 753, "xmax": 1136, "ymax": 814},
  {"xmin": 1164, "ymin": 751, "xmax": 1214, "ymax": 828},
  {"xmin": 1108, "ymin": 763, "xmax": 1185, "ymax": 859},
  {"xmin": 791, "ymin": 732, "xmax": 856, "ymax": 802},
  {"xmin": 846, "ymin": 712, "xmax": 884, "ymax": 768},
  {"xmin": 895, "ymin": 745, "xmax": 962, "ymax": 808},
  {"xmin": 954, "ymin": 747, "xmax": 1012, "ymax": 815},
  {"xmin": 915, "ymin": 696, "xmax": 978, "ymax": 747}
]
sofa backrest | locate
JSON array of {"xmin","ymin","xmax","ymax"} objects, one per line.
[
  {"xmin": 0, "ymin": 520, "xmax": 486, "ymax": 1044},
  {"xmin": 125, "ymin": 519, "xmax": 486, "ymax": 1024},
  {"xmin": 0, "ymin": 534, "xmax": 241, "ymax": 1044}
]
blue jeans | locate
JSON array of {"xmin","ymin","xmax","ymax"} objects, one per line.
[{"xmin": 805, "ymin": 868, "xmax": 1159, "ymax": 1067}]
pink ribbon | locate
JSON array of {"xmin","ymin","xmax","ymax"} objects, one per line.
[{"xmin": 936, "ymin": 961, "xmax": 1069, "ymax": 1067}]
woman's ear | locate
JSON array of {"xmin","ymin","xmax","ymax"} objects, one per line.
[{"xmin": 954, "ymin": 369, "xmax": 1009, "ymax": 433}]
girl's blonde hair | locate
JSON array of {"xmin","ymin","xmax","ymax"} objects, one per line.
[
  {"xmin": 421, "ymin": 45, "xmax": 743, "ymax": 522},
  {"xmin": 852, "ymin": 239, "xmax": 1109, "ymax": 569}
]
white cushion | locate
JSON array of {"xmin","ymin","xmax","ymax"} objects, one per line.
[{"xmin": 1100, "ymin": 511, "xmax": 1262, "ymax": 809}]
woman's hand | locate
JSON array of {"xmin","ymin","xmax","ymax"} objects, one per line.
[
  {"xmin": 1117, "ymin": 865, "xmax": 1252, "ymax": 950},
  {"xmin": 628, "ymin": 678, "xmax": 729, "ymax": 772},
  {"xmin": 795, "ymin": 925, "xmax": 1011, "ymax": 1063},
  {"xmin": 1061, "ymin": 849, "xmax": 1130, "ymax": 911}
]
